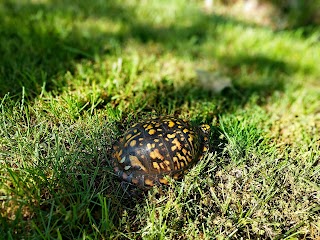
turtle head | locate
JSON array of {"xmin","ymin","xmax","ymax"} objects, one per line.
[
  {"xmin": 199, "ymin": 124, "xmax": 210, "ymax": 153},
  {"xmin": 200, "ymin": 124, "xmax": 210, "ymax": 137}
]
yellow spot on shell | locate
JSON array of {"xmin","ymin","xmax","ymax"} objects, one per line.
[
  {"xmin": 164, "ymin": 160, "xmax": 171, "ymax": 171},
  {"xmin": 168, "ymin": 121, "xmax": 175, "ymax": 127},
  {"xmin": 173, "ymin": 173, "xmax": 180, "ymax": 180},
  {"xmin": 159, "ymin": 178, "xmax": 168, "ymax": 184},
  {"xmin": 130, "ymin": 140, "xmax": 137, "ymax": 147},
  {"xmin": 126, "ymin": 134, "xmax": 132, "ymax": 140},
  {"xmin": 152, "ymin": 162, "xmax": 160, "ymax": 172},
  {"xmin": 177, "ymin": 152, "xmax": 188, "ymax": 165},
  {"xmin": 183, "ymin": 129, "xmax": 189, "ymax": 133},
  {"xmin": 172, "ymin": 138, "xmax": 182, "ymax": 150},
  {"xmin": 160, "ymin": 162, "xmax": 167, "ymax": 170},
  {"xmin": 145, "ymin": 124, "xmax": 153, "ymax": 130},
  {"xmin": 182, "ymin": 148, "xmax": 188, "ymax": 155},
  {"xmin": 167, "ymin": 133, "xmax": 176, "ymax": 138},
  {"xmin": 173, "ymin": 157, "xmax": 180, "ymax": 169},
  {"xmin": 129, "ymin": 155, "xmax": 147, "ymax": 172},
  {"xmin": 146, "ymin": 143, "xmax": 155, "ymax": 149},
  {"xmin": 150, "ymin": 149, "xmax": 164, "ymax": 160},
  {"xmin": 126, "ymin": 132, "xmax": 142, "ymax": 143},
  {"xmin": 118, "ymin": 149, "xmax": 123, "ymax": 157},
  {"xmin": 149, "ymin": 129, "xmax": 156, "ymax": 135},
  {"xmin": 113, "ymin": 150, "xmax": 120, "ymax": 161},
  {"xmin": 145, "ymin": 178, "xmax": 154, "ymax": 186},
  {"xmin": 131, "ymin": 123, "xmax": 138, "ymax": 128},
  {"xmin": 171, "ymin": 145, "xmax": 177, "ymax": 151}
]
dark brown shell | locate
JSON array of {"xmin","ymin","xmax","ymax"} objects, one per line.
[{"xmin": 112, "ymin": 117, "xmax": 209, "ymax": 187}]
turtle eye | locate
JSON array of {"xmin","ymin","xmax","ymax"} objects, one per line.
[{"xmin": 200, "ymin": 124, "xmax": 210, "ymax": 135}]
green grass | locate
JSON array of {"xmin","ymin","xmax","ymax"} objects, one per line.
[{"xmin": 0, "ymin": 0, "xmax": 319, "ymax": 239}]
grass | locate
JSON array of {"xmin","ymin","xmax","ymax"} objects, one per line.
[{"xmin": 0, "ymin": 0, "xmax": 319, "ymax": 239}]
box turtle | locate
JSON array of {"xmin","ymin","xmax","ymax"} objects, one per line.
[{"xmin": 112, "ymin": 116, "xmax": 210, "ymax": 188}]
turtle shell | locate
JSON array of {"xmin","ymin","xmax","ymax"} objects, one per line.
[{"xmin": 112, "ymin": 116, "xmax": 209, "ymax": 187}]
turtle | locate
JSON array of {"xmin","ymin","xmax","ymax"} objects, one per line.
[{"xmin": 111, "ymin": 116, "xmax": 210, "ymax": 188}]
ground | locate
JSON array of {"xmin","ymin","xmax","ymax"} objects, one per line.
[{"xmin": 0, "ymin": 0, "xmax": 319, "ymax": 239}]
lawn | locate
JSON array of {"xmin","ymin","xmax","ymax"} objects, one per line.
[{"xmin": 0, "ymin": 0, "xmax": 319, "ymax": 239}]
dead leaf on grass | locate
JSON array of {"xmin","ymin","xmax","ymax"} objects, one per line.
[{"xmin": 196, "ymin": 69, "xmax": 233, "ymax": 93}]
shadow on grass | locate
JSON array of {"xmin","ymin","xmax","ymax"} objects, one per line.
[
  {"xmin": 264, "ymin": 0, "xmax": 320, "ymax": 29},
  {"xmin": 135, "ymin": 54, "xmax": 289, "ymax": 123},
  {"xmin": 0, "ymin": 0, "xmax": 291, "ymax": 100},
  {"xmin": 0, "ymin": 121, "xmax": 136, "ymax": 238},
  {"xmin": 0, "ymin": 0, "xmax": 108, "ymax": 97}
]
